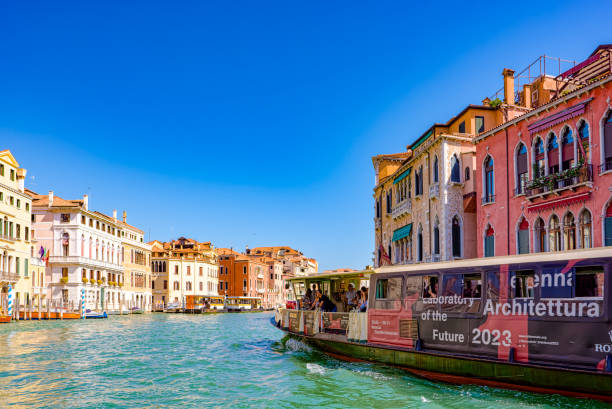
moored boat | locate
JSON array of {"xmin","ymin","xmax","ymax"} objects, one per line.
[
  {"xmin": 84, "ymin": 311, "xmax": 108, "ymax": 319},
  {"xmin": 272, "ymin": 248, "xmax": 612, "ymax": 402}
]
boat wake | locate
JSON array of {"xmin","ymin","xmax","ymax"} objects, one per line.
[
  {"xmin": 283, "ymin": 337, "xmax": 313, "ymax": 353},
  {"xmin": 306, "ymin": 363, "xmax": 326, "ymax": 375}
]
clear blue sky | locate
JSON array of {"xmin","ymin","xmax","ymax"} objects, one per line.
[{"xmin": 1, "ymin": 1, "xmax": 610, "ymax": 271}]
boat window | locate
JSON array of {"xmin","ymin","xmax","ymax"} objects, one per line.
[
  {"xmin": 511, "ymin": 270, "xmax": 535, "ymax": 298},
  {"xmin": 421, "ymin": 275, "xmax": 438, "ymax": 299},
  {"xmin": 441, "ymin": 273, "xmax": 481, "ymax": 313},
  {"xmin": 375, "ymin": 277, "xmax": 402, "ymax": 310},
  {"xmin": 576, "ymin": 266, "xmax": 604, "ymax": 298},
  {"xmin": 486, "ymin": 270, "xmax": 535, "ymax": 300},
  {"xmin": 405, "ymin": 275, "xmax": 421, "ymax": 300}
]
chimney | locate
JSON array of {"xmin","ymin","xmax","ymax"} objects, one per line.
[
  {"xmin": 523, "ymin": 84, "xmax": 532, "ymax": 109},
  {"xmin": 122, "ymin": 211, "xmax": 127, "ymax": 223},
  {"xmin": 83, "ymin": 194, "xmax": 88, "ymax": 210},
  {"xmin": 17, "ymin": 168, "xmax": 26, "ymax": 192},
  {"xmin": 113, "ymin": 209, "xmax": 117, "ymax": 222},
  {"xmin": 48, "ymin": 190, "xmax": 54, "ymax": 207},
  {"xmin": 502, "ymin": 68, "xmax": 515, "ymax": 105},
  {"xmin": 246, "ymin": 245, "xmax": 250, "ymax": 255}
]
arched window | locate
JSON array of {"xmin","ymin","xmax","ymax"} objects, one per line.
[
  {"xmin": 534, "ymin": 137, "xmax": 545, "ymax": 177},
  {"xmin": 433, "ymin": 218, "xmax": 440, "ymax": 256},
  {"xmin": 483, "ymin": 156, "xmax": 494, "ymax": 203},
  {"xmin": 604, "ymin": 111, "xmax": 612, "ymax": 172},
  {"xmin": 433, "ymin": 155, "xmax": 439, "ymax": 183},
  {"xmin": 452, "ymin": 216, "xmax": 461, "ymax": 257},
  {"xmin": 534, "ymin": 217, "xmax": 546, "ymax": 252},
  {"xmin": 517, "ymin": 218, "xmax": 529, "ymax": 254},
  {"xmin": 563, "ymin": 212, "xmax": 576, "ymax": 250},
  {"xmin": 579, "ymin": 209, "xmax": 592, "ymax": 249},
  {"xmin": 516, "ymin": 143, "xmax": 528, "ymax": 194},
  {"xmin": 605, "ymin": 203, "xmax": 612, "ymax": 246},
  {"xmin": 578, "ymin": 121, "xmax": 590, "ymax": 162},
  {"xmin": 417, "ymin": 225, "xmax": 423, "ymax": 261},
  {"xmin": 62, "ymin": 233, "xmax": 70, "ymax": 256},
  {"xmin": 173, "ymin": 281, "xmax": 180, "ymax": 290},
  {"xmin": 465, "ymin": 167, "xmax": 470, "ymax": 181},
  {"xmin": 549, "ymin": 215, "xmax": 561, "ymax": 251},
  {"xmin": 547, "ymin": 132, "xmax": 559, "ymax": 175},
  {"xmin": 484, "ymin": 225, "xmax": 494, "ymax": 257},
  {"xmin": 450, "ymin": 155, "xmax": 460, "ymax": 183},
  {"xmin": 561, "ymin": 127, "xmax": 574, "ymax": 171}
]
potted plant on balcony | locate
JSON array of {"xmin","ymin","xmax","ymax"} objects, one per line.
[
  {"xmin": 60, "ymin": 277, "xmax": 69, "ymax": 284},
  {"xmin": 82, "ymin": 277, "xmax": 89, "ymax": 284},
  {"xmin": 90, "ymin": 278, "xmax": 96, "ymax": 285},
  {"xmin": 97, "ymin": 279, "xmax": 103, "ymax": 285},
  {"xmin": 118, "ymin": 282, "xmax": 124, "ymax": 288}
]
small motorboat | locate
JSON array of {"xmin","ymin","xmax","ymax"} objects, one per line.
[{"xmin": 84, "ymin": 310, "xmax": 108, "ymax": 319}]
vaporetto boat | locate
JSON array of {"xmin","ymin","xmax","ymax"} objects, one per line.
[{"xmin": 272, "ymin": 247, "xmax": 612, "ymax": 402}]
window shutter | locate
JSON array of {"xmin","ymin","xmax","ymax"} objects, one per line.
[
  {"xmin": 518, "ymin": 229, "xmax": 529, "ymax": 254},
  {"xmin": 605, "ymin": 217, "xmax": 612, "ymax": 246}
]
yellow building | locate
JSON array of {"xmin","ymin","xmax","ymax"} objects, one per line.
[
  {"xmin": 0, "ymin": 150, "xmax": 33, "ymax": 312},
  {"xmin": 150, "ymin": 237, "xmax": 219, "ymax": 308},
  {"xmin": 119, "ymin": 211, "xmax": 152, "ymax": 312}
]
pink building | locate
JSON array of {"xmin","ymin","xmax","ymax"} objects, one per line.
[{"xmin": 475, "ymin": 45, "xmax": 612, "ymax": 257}]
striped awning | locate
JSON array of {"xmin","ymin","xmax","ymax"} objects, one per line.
[
  {"xmin": 393, "ymin": 168, "xmax": 411, "ymax": 185},
  {"xmin": 528, "ymin": 98, "xmax": 593, "ymax": 135},
  {"xmin": 527, "ymin": 192, "xmax": 590, "ymax": 213},
  {"xmin": 392, "ymin": 223, "xmax": 413, "ymax": 242}
]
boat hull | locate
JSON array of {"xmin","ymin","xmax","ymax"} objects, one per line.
[{"xmin": 278, "ymin": 325, "xmax": 612, "ymax": 402}]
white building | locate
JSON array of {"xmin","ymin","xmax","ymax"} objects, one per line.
[{"xmin": 28, "ymin": 190, "xmax": 125, "ymax": 312}]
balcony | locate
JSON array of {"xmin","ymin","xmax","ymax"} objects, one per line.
[
  {"xmin": 391, "ymin": 200, "xmax": 412, "ymax": 219},
  {"xmin": 0, "ymin": 271, "xmax": 19, "ymax": 283},
  {"xmin": 429, "ymin": 183, "xmax": 439, "ymax": 200},
  {"xmin": 374, "ymin": 217, "xmax": 381, "ymax": 229},
  {"xmin": 48, "ymin": 256, "xmax": 123, "ymax": 272},
  {"xmin": 525, "ymin": 164, "xmax": 593, "ymax": 200},
  {"xmin": 0, "ymin": 234, "xmax": 16, "ymax": 242}
]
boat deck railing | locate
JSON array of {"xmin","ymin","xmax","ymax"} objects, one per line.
[{"xmin": 276, "ymin": 309, "xmax": 368, "ymax": 343}]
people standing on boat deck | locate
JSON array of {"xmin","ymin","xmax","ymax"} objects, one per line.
[
  {"xmin": 317, "ymin": 291, "xmax": 337, "ymax": 312},
  {"xmin": 301, "ymin": 289, "xmax": 314, "ymax": 310},
  {"xmin": 345, "ymin": 283, "xmax": 357, "ymax": 311},
  {"xmin": 359, "ymin": 287, "xmax": 368, "ymax": 312}
]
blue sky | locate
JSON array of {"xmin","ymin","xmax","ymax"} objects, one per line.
[{"xmin": 1, "ymin": 1, "xmax": 610, "ymax": 271}]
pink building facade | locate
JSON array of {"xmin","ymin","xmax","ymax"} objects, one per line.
[{"xmin": 475, "ymin": 45, "xmax": 612, "ymax": 257}]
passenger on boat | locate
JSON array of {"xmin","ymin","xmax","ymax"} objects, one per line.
[
  {"xmin": 301, "ymin": 289, "xmax": 314, "ymax": 310},
  {"xmin": 423, "ymin": 277, "xmax": 438, "ymax": 298},
  {"xmin": 359, "ymin": 287, "xmax": 368, "ymax": 312},
  {"xmin": 315, "ymin": 291, "xmax": 337, "ymax": 312},
  {"xmin": 345, "ymin": 283, "xmax": 357, "ymax": 311}
]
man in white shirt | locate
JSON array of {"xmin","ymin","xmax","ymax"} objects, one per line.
[{"xmin": 345, "ymin": 283, "xmax": 357, "ymax": 311}]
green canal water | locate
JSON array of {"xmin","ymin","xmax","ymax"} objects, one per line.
[{"xmin": 0, "ymin": 312, "xmax": 606, "ymax": 408}]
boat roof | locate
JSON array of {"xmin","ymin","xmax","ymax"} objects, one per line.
[
  {"xmin": 287, "ymin": 269, "xmax": 374, "ymax": 282},
  {"xmin": 376, "ymin": 247, "xmax": 612, "ymax": 275}
]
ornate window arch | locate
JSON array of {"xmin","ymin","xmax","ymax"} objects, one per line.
[
  {"xmin": 515, "ymin": 142, "xmax": 528, "ymax": 195},
  {"xmin": 548, "ymin": 214, "xmax": 561, "ymax": 251},
  {"xmin": 563, "ymin": 211, "xmax": 576, "ymax": 250},
  {"xmin": 517, "ymin": 216, "xmax": 529, "ymax": 254},
  {"xmin": 560, "ymin": 125, "xmax": 575, "ymax": 171},
  {"xmin": 601, "ymin": 108, "xmax": 612, "ymax": 172},
  {"xmin": 546, "ymin": 131, "xmax": 559, "ymax": 175},
  {"xmin": 483, "ymin": 155, "xmax": 494, "ymax": 202},
  {"xmin": 452, "ymin": 215, "xmax": 462, "ymax": 258},
  {"xmin": 450, "ymin": 154, "xmax": 460, "ymax": 183},
  {"xmin": 534, "ymin": 217, "xmax": 546, "ymax": 252},
  {"xmin": 579, "ymin": 208, "xmax": 592, "ymax": 249},
  {"xmin": 484, "ymin": 224, "xmax": 494, "ymax": 257}
]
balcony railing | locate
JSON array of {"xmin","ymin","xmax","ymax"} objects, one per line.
[
  {"xmin": 525, "ymin": 164, "xmax": 592, "ymax": 199},
  {"xmin": 0, "ymin": 272, "xmax": 19, "ymax": 282},
  {"xmin": 482, "ymin": 194, "xmax": 495, "ymax": 204},
  {"xmin": 48, "ymin": 256, "xmax": 123, "ymax": 271},
  {"xmin": 600, "ymin": 158, "xmax": 612, "ymax": 173},
  {"xmin": 391, "ymin": 200, "xmax": 412, "ymax": 219}
]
